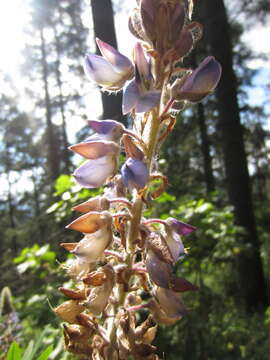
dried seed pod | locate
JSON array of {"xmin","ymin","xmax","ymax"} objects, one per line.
[
  {"xmin": 54, "ymin": 300, "xmax": 85, "ymax": 324},
  {"xmin": 83, "ymin": 265, "xmax": 115, "ymax": 316},
  {"xmin": 146, "ymin": 232, "xmax": 174, "ymax": 264},
  {"xmin": 59, "ymin": 287, "xmax": 86, "ymax": 300},
  {"xmin": 83, "ymin": 270, "xmax": 107, "ymax": 286}
]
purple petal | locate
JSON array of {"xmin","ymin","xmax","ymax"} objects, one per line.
[
  {"xmin": 122, "ymin": 80, "xmax": 140, "ymax": 114},
  {"xmin": 96, "ymin": 38, "xmax": 133, "ymax": 73},
  {"xmin": 73, "ymin": 156, "xmax": 116, "ymax": 188},
  {"xmin": 166, "ymin": 231, "xmax": 185, "ymax": 263},
  {"xmin": 166, "ymin": 217, "xmax": 196, "ymax": 236},
  {"xmin": 180, "ymin": 56, "xmax": 222, "ymax": 101},
  {"xmin": 135, "ymin": 91, "xmax": 161, "ymax": 113},
  {"xmin": 88, "ymin": 120, "xmax": 123, "ymax": 135},
  {"xmin": 84, "ymin": 54, "xmax": 121, "ymax": 85},
  {"xmin": 146, "ymin": 250, "xmax": 172, "ymax": 288},
  {"xmin": 121, "ymin": 158, "xmax": 149, "ymax": 190},
  {"xmin": 134, "ymin": 42, "xmax": 152, "ymax": 81},
  {"xmin": 154, "ymin": 287, "xmax": 188, "ymax": 317}
]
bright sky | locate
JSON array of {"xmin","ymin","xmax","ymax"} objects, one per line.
[{"xmin": 0, "ymin": 0, "xmax": 269, "ymax": 197}]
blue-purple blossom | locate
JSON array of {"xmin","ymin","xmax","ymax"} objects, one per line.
[
  {"xmin": 175, "ymin": 56, "xmax": 222, "ymax": 102},
  {"xmin": 154, "ymin": 287, "xmax": 188, "ymax": 317},
  {"xmin": 165, "ymin": 231, "xmax": 185, "ymax": 263},
  {"xmin": 84, "ymin": 39, "xmax": 134, "ymax": 91},
  {"xmin": 166, "ymin": 217, "xmax": 196, "ymax": 236},
  {"xmin": 84, "ymin": 120, "xmax": 124, "ymax": 144},
  {"xmin": 145, "ymin": 250, "xmax": 172, "ymax": 288},
  {"xmin": 121, "ymin": 157, "xmax": 149, "ymax": 190},
  {"xmin": 122, "ymin": 42, "xmax": 161, "ymax": 114},
  {"xmin": 73, "ymin": 155, "xmax": 117, "ymax": 188}
]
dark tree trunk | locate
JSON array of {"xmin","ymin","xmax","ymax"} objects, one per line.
[
  {"xmin": 40, "ymin": 27, "xmax": 61, "ymax": 182},
  {"xmin": 200, "ymin": 0, "xmax": 268, "ymax": 311},
  {"xmin": 53, "ymin": 23, "xmax": 71, "ymax": 174},
  {"xmin": 91, "ymin": 0, "xmax": 126, "ymax": 125},
  {"xmin": 197, "ymin": 103, "xmax": 215, "ymax": 194}
]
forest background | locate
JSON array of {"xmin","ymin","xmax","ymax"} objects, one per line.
[{"xmin": 0, "ymin": 0, "xmax": 270, "ymax": 359}]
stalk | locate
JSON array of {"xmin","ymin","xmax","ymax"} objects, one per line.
[{"xmin": 54, "ymin": 1, "xmax": 222, "ymax": 358}]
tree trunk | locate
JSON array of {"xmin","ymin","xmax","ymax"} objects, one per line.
[
  {"xmin": 90, "ymin": 0, "xmax": 126, "ymax": 125},
  {"xmin": 53, "ymin": 23, "xmax": 71, "ymax": 174},
  {"xmin": 197, "ymin": 103, "xmax": 215, "ymax": 194},
  {"xmin": 200, "ymin": 0, "xmax": 268, "ymax": 311},
  {"xmin": 40, "ymin": 26, "xmax": 61, "ymax": 182}
]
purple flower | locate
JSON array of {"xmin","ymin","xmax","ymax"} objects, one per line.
[
  {"xmin": 84, "ymin": 39, "xmax": 134, "ymax": 91},
  {"xmin": 166, "ymin": 217, "xmax": 196, "ymax": 236},
  {"xmin": 121, "ymin": 157, "xmax": 149, "ymax": 191},
  {"xmin": 73, "ymin": 155, "xmax": 117, "ymax": 188},
  {"xmin": 145, "ymin": 249, "xmax": 172, "ymax": 288},
  {"xmin": 175, "ymin": 56, "xmax": 222, "ymax": 102},
  {"xmin": 122, "ymin": 42, "xmax": 161, "ymax": 114},
  {"xmin": 165, "ymin": 231, "xmax": 185, "ymax": 264},
  {"xmin": 154, "ymin": 287, "xmax": 188, "ymax": 318},
  {"xmin": 87, "ymin": 119, "xmax": 124, "ymax": 142}
]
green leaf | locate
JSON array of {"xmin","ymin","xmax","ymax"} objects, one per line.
[
  {"xmin": 46, "ymin": 201, "xmax": 62, "ymax": 214},
  {"xmin": 7, "ymin": 342, "xmax": 22, "ymax": 360},
  {"xmin": 22, "ymin": 340, "xmax": 34, "ymax": 360},
  {"xmin": 55, "ymin": 174, "xmax": 73, "ymax": 195},
  {"xmin": 36, "ymin": 345, "xmax": 53, "ymax": 360}
]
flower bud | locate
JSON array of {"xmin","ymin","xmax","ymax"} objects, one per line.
[{"xmin": 140, "ymin": 0, "xmax": 155, "ymax": 43}]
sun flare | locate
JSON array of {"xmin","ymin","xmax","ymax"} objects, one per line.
[{"xmin": 0, "ymin": 0, "xmax": 29, "ymax": 73}]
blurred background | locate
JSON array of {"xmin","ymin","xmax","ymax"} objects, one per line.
[{"xmin": 0, "ymin": 0, "xmax": 270, "ymax": 359}]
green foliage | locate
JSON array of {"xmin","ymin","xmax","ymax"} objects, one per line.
[
  {"xmin": 7, "ymin": 338, "xmax": 53, "ymax": 360},
  {"xmin": 46, "ymin": 174, "xmax": 102, "ymax": 222}
]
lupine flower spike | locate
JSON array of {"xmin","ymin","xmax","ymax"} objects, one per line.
[{"xmin": 55, "ymin": 0, "xmax": 221, "ymax": 358}]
